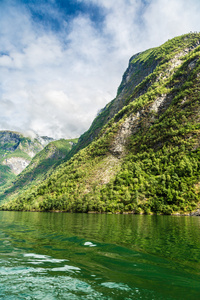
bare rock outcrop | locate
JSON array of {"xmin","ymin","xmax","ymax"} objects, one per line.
[{"xmin": 2, "ymin": 157, "xmax": 30, "ymax": 175}]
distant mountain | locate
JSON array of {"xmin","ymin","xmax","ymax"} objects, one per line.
[
  {"xmin": 0, "ymin": 136, "xmax": 78, "ymax": 203},
  {"xmin": 0, "ymin": 131, "xmax": 51, "ymax": 192},
  {"xmin": 2, "ymin": 33, "xmax": 200, "ymax": 215}
]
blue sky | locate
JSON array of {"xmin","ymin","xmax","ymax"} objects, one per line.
[{"xmin": 0, "ymin": 0, "xmax": 200, "ymax": 139}]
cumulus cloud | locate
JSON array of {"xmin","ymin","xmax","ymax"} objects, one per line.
[{"xmin": 0, "ymin": 0, "xmax": 200, "ymax": 139}]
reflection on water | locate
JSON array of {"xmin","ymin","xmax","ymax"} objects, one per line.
[{"xmin": 0, "ymin": 211, "xmax": 200, "ymax": 299}]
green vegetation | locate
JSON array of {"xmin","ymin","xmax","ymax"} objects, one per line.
[{"xmin": 1, "ymin": 33, "xmax": 200, "ymax": 214}]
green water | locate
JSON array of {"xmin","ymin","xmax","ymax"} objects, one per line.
[{"xmin": 0, "ymin": 212, "xmax": 200, "ymax": 299}]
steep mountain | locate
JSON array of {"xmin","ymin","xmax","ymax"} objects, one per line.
[
  {"xmin": 2, "ymin": 33, "xmax": 200, "ymax": 214},
  {"xmin": 68, "ymin": 32, "xmax": 200, "ymax": 157},
  {"xmin": 0, "ymin": 138, "xmax": 78, "ymax": 203}
]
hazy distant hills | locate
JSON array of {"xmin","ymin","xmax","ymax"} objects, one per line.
[{"xmin": 2, "ymin": 33, "xmax": 200, "ymax": 215}]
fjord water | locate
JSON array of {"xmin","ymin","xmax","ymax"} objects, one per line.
[{"xmin": 0, "ymin": 212, "xmax": 199, "ymax": 300}]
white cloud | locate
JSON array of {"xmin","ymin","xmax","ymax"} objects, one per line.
[
  {"xmin": 0, "ymin": 0, "xmax": 200, "ymax": 139},
  {"xmin": 0, "ymin": 55, "xmax": 13, "ymax": 67},
  {"xmin": 143, "ymin": 0, "xmax": 200, "ymax": 45}
]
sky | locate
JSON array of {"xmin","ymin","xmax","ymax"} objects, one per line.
[{"xmin": 0, "ymin": 0, "xmax": 200, "ymax": 139}]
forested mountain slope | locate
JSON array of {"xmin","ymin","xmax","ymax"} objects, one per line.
[{"xmin": 2, "ymin": 33, "xmax": 200, "ymax": 214}]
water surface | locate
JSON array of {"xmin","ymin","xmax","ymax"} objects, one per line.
[{"xmin": 0, "ymin": 211, "xmax": 200, "ymax": 299}]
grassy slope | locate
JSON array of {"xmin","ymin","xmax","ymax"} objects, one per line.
[{"xmin": 2, "ymin": 33, "xmax": 200, "ymax": 214}]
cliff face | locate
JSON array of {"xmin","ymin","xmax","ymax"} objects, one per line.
[{"xmin": 2, "ymin": 33, "xmax": 200, "ymax": 214}]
